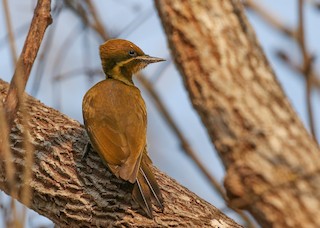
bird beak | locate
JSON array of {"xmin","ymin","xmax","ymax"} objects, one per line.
[{"xmin": 137, "ymin": 55, "xmax": 165, "ymax": 63}]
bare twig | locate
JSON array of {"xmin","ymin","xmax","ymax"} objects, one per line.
[
  {"xmin": 63, "ymin": 1, "xmax": 89, "ymax": 25},
  {"xmin": 276, "ymin": 51, "xmax": 320, "ymax": 88},
  {"xmin": 4, "ymin": 0, "xmax": 52, "ymax": 128},
  {"xmin": 115, "ymin": 7, "xmax": 154, "ymax": 38},
  {"xmin": 52, "ymin": 67, "xmax": 102, "ymax": 110},
  {"xmin": 51, "ymin": 23, "xmax": 85, "ymax": 80},
  {"xmin": 63, "ymin": 0, "xmax": 108, "ymax": 40},
  {"xmin": 244, "ymin": 0, "xmax": 294, "ymax": 37},
  {"xmin": 297, "ymin": 0, "xmax": 317, "ymax": 141},
  {"xmin": 53, "ymin": 68, "xmax": 102, "ymax": 81},
  {"xmin": 2, "ymin": 0, "xmax": 18, "ymax": 66},
  {"xmin": 84, "ymin": 0, "xmax": 109, "ymax": 40},
  {"xmin": 0, "ymin": 22, "xmax": 30, "ymax": 50}
]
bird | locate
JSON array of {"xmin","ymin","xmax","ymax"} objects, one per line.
[{"xmin": 82, "ymin": 39, "xmax": 165, "ymax": 218}]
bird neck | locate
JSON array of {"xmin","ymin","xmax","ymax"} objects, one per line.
[{"xmin": 105, "ymin": 66, "xmax": 134, "ymax": 86}]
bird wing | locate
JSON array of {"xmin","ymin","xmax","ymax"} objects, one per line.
[{"xmin": 82, "ymin": 79, "xmax": 147, "ymax": 183}]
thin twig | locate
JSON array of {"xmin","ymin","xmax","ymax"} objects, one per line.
[
  {"xmin": 4, "ymin": 0, "xmax": 52, "ymax": 128},
  {"xmin": 84, "ymin": 0, "xmax": 109, "ymax": 40},
  {"xmin": 53, "ymin": 68, "xmax": 102, "ymax": 81},
  {"xmin": 297, "ymin": 0, "xmax": 317, "ymax": 141},
  {"xmin": 63, "ymin": 1, "xmax": 89, "ymax": 25},
  {"xmin": 2, "ymin": 0, "xmax": 18, "ymax": 66},
  {"xmin": 50, "ymin": 23, "xmax": 86, "ymax": 110},
  {"xmin": 276, "ymin": 50, "xmax": 320, "ymax": 88},
  {"xmin": 244, "ymin": 0, "xmax": 294, "ymax": 37},
  {"xmin": 51, "ymin": 23, "xmax": 85, "ymax": 79},
  {"xmin": 115, "ymin": 7, "xmax": 154, "ymax": 38},
  {"xmin": 64, "ymin": 0, "xmax": 108, "ymax": 40},
  {"xmin": 52, "ymin": 67, "xmax": 102, "ymax": 110},
  {"xmin": 0, "ymin": 22, "xmax": 30, "ymax": 50}
]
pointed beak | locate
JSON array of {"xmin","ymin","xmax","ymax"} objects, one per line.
[{"xmin": 136, "ymin": 55, "xmax": 166, "ymax": 63}]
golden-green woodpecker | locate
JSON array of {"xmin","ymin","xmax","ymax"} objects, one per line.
[{"xmin": 82, "ymin": 39, "xmax": 164, "ymax": 218}]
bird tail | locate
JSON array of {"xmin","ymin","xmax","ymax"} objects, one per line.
[{"xmin": 132, "ymin": 157, "xmax": 164, "ymax": 218}]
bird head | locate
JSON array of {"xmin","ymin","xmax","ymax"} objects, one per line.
[{"xmin": 99, "ymin": 39, "xmax": 165, "ymax": 85}]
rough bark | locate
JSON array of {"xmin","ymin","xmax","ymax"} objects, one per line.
[
  {"xmin": 0, "ymin": 79, "xmax": 241, "ymax": 227},
  {"xmin": 155, "ymin": 0, "xmax": 320, "ymax": 227}
]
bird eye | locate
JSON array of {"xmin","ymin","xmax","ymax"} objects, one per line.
[{"xmin": 129, "ymin": 50, "xmax": 136, "ymax": 57}]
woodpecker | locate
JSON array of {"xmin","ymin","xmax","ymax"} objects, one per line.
[{"xmin": 82, "ymin": 39, "xmax": 164, "ymax": 218}]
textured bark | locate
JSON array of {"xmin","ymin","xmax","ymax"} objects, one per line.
[
  {"xmin": 155, "ymin": 0, "xmax": 320, "ymax": 227},
  {"xmin": 0, "ymin": 79, "xmax": 241, "ymax": 227}
]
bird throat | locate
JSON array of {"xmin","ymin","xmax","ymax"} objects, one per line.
[
  {"xmin": 104, "ymin": 59, "xmax": 147, "ymax": 86},
  {"xmin": 108, "ymin": 66, "xmax": 134, "ymax": 86}
]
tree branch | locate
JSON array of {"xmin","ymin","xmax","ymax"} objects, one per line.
[
  {"xmin": 0, "ymin": 79, "xmax": 241, "ymax": 227},
  {"xmin": 155, "ymin": 0, "xmax": 320, "ymax": 227}
]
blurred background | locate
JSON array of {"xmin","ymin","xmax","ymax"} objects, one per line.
[{"xmin": 0, "ymin": 0, "xmax": 319, "ymax": 227}]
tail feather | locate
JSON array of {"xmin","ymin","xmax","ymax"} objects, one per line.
[
  {"xmin": 132, "ymin": 171, "xmax": 153, "ymax": 218},
  {"xmin": 140, "ymin": 163, "xmax": 164, "ymax": 209},
  {"xmin": 132, "ymin": 159, "xmax": 164, "ymax": 218}
]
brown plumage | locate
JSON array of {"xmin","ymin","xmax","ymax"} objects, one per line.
[{"xmin": 82, "ymin": 39, "xmax": 164, "ymax": 218}]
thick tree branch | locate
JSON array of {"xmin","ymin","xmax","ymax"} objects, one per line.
[
  {"xmin": 155, "ymin": 0, "xmax": 320, "ymax": 227},
  {"xmin": 0, "ymin": 79, "xmax": 241, "ymax": 227}
]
